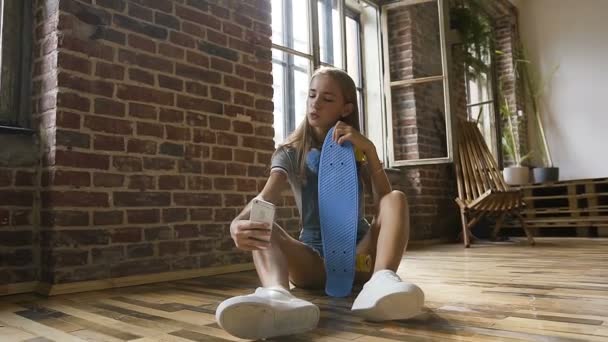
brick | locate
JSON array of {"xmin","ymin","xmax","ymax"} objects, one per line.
[
  {"xmin": 113, "ymin": 156, "xmax": 143, "ymax": 172},
  {"xmin": 209, "ymin": 116, "xmax": 230, "ymax": 130},
  {"xmin": 210, "ymin": 86, "xmax": 231, "ymax": 102},
  {"xmin": 129, "ymin": 68, "xmax": 155, "ymax": 85},
  {"xmin": 93, "ymin": 172, "xmax": 125, "ymax": 187},
  {"xmin": 114, "ymin": 14, "xmax": 168, "ymax": 39},
  {"xmin": 177, "ymin": 95, "xmax": 222, "ymax": 114},
  {"xmin": 97, "ymin": 0, "xmax": 126, "ymax": 12},
  {"xmin": 234, "ymin": 149, "xmax": 255, "ymax": 163},
  {"xmin": 159, "ymin": 43, "xmax": 185, "ymax": 60},
  {"xmin": 159, "ymin": 241, "xmax": 187, "ymax": 256},
  {"xmin": 127, "ymin": 139, "xmax": 157, "ymax": 154},
  {"xmin": 236, "ymin": 65, "xmax": 254, "ymax": 79},
  {"xmin": 189, "ymin": 208, "xmax": 213, "ymax": 220},
  {"xmin": 128, "ymin": 175, "xmax": 155, "ymax": 190},
  {"xmin": 92, "ymin": 246, "xmax": 125, "ymax": 264},
  {"xmin": 144, "ymin": 226, "xmax": 172, "ymax": 241},
  {"xmin": 169, "ymin": 31, "xmax": 196, "ymax": 48},
  {"xmin": 55, "ymin": 150, "xmax": 110, "ymax": 170},
  {"xmin": 158, "ymin": 75, "xmax": 183, "ymax": 91},
  {"xmin": 112, "ymin": 227, "xmax": 142, "ymax": 243},
  {"xmin": 186, "ymin": 112, "xmax": 208, "ymax": 127},
  {"xmin": 178, "ymin": 160, "xmax": 202, "ymax": 174},
  {"xmin": 203, "ymin": 161, "xmax": 225, "ymax": 175},
  {"xmin": 233, "ymin": 121, "xmax": 253, "ymax": 134},
  {"xmin": 127, "ymin": 243, "xmax": 153, "ymax": 258},
  {"xmin": 56, "ymin": 129, "xmax": 90, "ymax": 149},
  {"xmin": 143, "ymin": 157, "xmax": 175, "ymax": 171},
  {"xmin": 185, "ymin": 51, "xmax": 209, "ymax": 67},
  {"xmin": 155, "ymin": 11, "xmax": 180, "ymax": 30},
  {"xmin": 129, "ymin": 102, "xmax": 157, "ymax": 120},
  {"xmin": 47, "ymin": 250, "xmax": 88, "ymax": 267},
  {"xmin": 58, "ymin": 53, "xmax": 92, "ymax": 74},
  {"xmin": 174, "ymin": 193, "xmax": 221, "ymax": 207},
  {"xmin": 224, "ymin": 194, "xmax": 245, "ymax": 207},
  {"xmin": 162, "ymin": 208, "xmax": 187, "ymax": 222},
  {"xmin": 46, "ymin": 170, "xmax": 90, "ymax": 187},
  {"xmin": 41, "ymin": 210, "xmax": 89, "ymax": 227},
  {"xmin": 93, "ymin": 210, "xmax": 123, "ymax": 225},
  {"xmin": 198, "ymin": 42, "xmax": 238, "ymax": 61},
  {"xmin": 165, "ymin": 126, "xmax": 190, "ymax": 141},
  {"xmin": 94, "ymin": 98, "xmax": 126, "ymax": 117},
  {"xmin": 158, "ymin": 175, "xmax": 185, "ymax": 190},
  {"xmin": 128, "ymin": 34, "xmax": 156, "ymax": 53},
  {"xmin": 224, "ymin": 75, "xmax": 245, "ymax": 90},
  {"xmin": 84, "ymin": 115, "xmax": 133, "ymax": 135},
  {"xmin": 96, "ymin": 62, "xmax": 125, "ymax": 80},
  {"xmin": 58, "ymin": 72, "xmax": 114, "ymax": 97},
  {"xmin": 57, "ymin": 111, "xmax": 81, "ymax": 129},
  {"xmin": 114, "ymin": 192, "xmax": 170, "ymax": 207},
  {"xmin": 186, "ymin": 0, "xmax": 209, "ymax": 12},
  {"xmin": 127, "ymin": 209, "xmax": 160, "ymax": 224},
  {"xmin": 175, "ymin": 5, "xmax": 219, "ymax": 30},
  {"xmin": 227, "ymin": 163, "xmax": 247, "ymax": 176},
  {"xmin": 159, "ymin": 142, "xmax": 184, "ymax": 157},
  {"xmin": 223, "ymin": 22, "xmax": 243, "ymax": 38},
  {"xmin": 41, "ymin": 191, "xmax": 109, "ymax": 207},
  {"xmin": 117, "ymin": 84, "xmax": 174, "ymax": 106},
  {"xmin": 159, "ymin": 108, "xmax": 184, "ymax": 123},
  {"xmin": 185, "ymin": 82, "xmax": 208, "ymax": 97},
  {"xmin": 214, "ymin": 177, "xmax": 235, "ymax": 190},
  {"xmin": 212, "ymin": 147, "xmax": 232, "ymax": 161},
  {"xmin": 182, "ymin": 22, "xmax": 204, "ymax": 38},
  {"xmin": 131, "ymin": 0, "xmax": 173, "ymax": 13},
  {"xmin": 187, "ymin": 176, "xmax": 212, "ymax": 190},
  {"xmin": 119, "ymin": 49, "xmax": 173, "ymax": 73},
  {"xmin": 206, "ymin": 29, "xmax": 227, "ymax": 46},
  {"xmin": 137, "ymin": 122, "xmax": 164, "ymax": 138},
  {"xmin": 60, "ymin": 36, "xmax": 115, "ymax": 61},
  {"xmin": 94, "ymin": 134, "xmax": 125, "ymax": 151},
  {"xmin": 57, "ymin": 92, "xmax": 90, "ymax": 112},
  {"xmin": 97, "ymin": 27, "xmax": 127, "ymax": 44}
]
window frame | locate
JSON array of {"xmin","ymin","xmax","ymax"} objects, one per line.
[
  {"xmin": 380, "ymin": 0, "xmax": 454, "ymax": 167},
  {"xmin": 0, "ymin": 0, "xmax": 33, "ymax": 131}
]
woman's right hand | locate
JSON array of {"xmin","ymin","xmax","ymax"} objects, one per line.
[{"xmin": 230, "ymin": 220, "xmax": 272, "ymax": 251}]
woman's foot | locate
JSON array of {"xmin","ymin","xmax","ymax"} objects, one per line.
[
  {"xmin": 216, "ymin": 286, "xmax": 320, "ymax": 339},
  {"xmin": 351, "ymin": 270, "xmax": 424, "ymax": 321}
]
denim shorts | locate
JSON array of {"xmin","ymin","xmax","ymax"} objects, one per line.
[{"xmin": 299, "ymin": 219, "xmax": 371, "ymax": 258}]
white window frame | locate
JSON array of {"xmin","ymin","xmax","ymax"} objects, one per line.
[{"xmin": 380, "ymin": 0, "xmax": 454, "ymax": 167}]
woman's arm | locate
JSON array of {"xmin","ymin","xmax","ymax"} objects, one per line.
[{"xmin": 362, "ymin": 145, "xmax": 392, "ymax": 204}]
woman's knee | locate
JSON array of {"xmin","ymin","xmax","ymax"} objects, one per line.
[{"xmin": 379, "ymin": 190, "xmax": 408, "ymax": 211}]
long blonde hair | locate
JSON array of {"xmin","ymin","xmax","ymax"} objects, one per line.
[{"xmin": 279, "ymin": 67, "xmax": 361, "ymax": 180}]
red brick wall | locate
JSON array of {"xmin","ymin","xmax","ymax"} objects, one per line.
[
  {"xmin": 21, "ymin": 0, "xmax": 273, "ymax": 285},
  {"xmin": 385, "ymin": 2, "xmax": 459, "ymax": 240}
]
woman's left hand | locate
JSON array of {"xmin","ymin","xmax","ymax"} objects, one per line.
[{"xmin": 332, "ymin": 121, "xmax": 375, "ymax": 154}]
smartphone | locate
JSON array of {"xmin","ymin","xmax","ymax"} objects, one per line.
[{"xmin": 250, "ymin": 198, "xmax": 276, "ymax": 227}]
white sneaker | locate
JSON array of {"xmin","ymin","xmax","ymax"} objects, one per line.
[
  {"xmin": 351, "ymin": 270, "xmax": 424, "ymax": 321},
  {"xmin": 215, "ymin": 287, "xmax": 320, "ymax": 340}
]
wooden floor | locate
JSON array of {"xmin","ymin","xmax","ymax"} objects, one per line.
[{"xmin": 1, "ymin": 238, "xmax": 608, "ymax": 341}]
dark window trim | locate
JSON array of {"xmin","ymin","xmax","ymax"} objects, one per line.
[{"xmin": 0, "ymin": 0, "xmax": 33, "ymax": 130}]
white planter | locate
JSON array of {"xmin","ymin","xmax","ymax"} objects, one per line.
[{"xmin": 503, "ymin": 166, "xmax": 530, "ymax": 185}]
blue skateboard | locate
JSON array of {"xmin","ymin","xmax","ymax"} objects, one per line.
[{"xmin": 318, "ymin": 126, "xmax": 359, "ymax": 297}]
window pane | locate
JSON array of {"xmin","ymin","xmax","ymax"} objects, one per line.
[
  {"xmin": 272, "ymin": 49, "xmax": 311, "ymax": 146},
  {"xmin": 387, "ymin": 0, "xmax": 442, "ymax": 81},
  {"xmin": 272, "ymin": 0, "xmax": 310, "ymax": 54},
  {"xmin": 391, "ymin": 80, "xmax": 447, "ymax": 160},
  {"xmin": 468, "ymin": 103, "xmax": 497, "ymax": 158},
  {"xmin": 318, "ymin": 0, "xmax": 342, "ymax": 68},
  {"xmin": 346, "ymin": 15, "xmax": 361, "ymax": 87}
]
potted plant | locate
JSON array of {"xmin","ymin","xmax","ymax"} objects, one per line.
[
  {"xmin": 515, "ymin": 48, "xmax": 560, "ymax": 183},
  {"xmin": 500, "ymin": 96, "xmax": 532, "ymax": 185}
]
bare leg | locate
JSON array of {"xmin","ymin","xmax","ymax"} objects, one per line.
[
  {"xmin": 253, "ymin": 222, "xmax": 326, "ymax": 290},
  {"xmin": 356, "ymin": 190, "xmax": 409, "ymax": 275}
]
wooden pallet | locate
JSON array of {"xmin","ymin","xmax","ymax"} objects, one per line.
[{"xmin": 506, "ymin": 177, "xmax": 608, "ymax": 236}]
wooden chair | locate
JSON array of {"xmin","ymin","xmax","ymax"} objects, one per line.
[{"xmin": 454, "ymin": 118, "xmax": 535, "ymax": 248}]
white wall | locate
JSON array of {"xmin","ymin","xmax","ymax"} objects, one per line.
[{"xmin": 513, "ymin": 0, "xmax": 608, "ymax": 180}]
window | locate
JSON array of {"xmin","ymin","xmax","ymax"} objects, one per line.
[
  {"xmin": 464, "ymin": 12, "xmax": 498, "ymax": 160},
  {"xmin": 271, "ymin": 0, "xmax": 381, "ymax": 146},
  {"xmin": 381, "ymin": 0, "xmax": 453, "ymax": 166},
  {"xmin": 0, "ymin": 0, "xmax": 32, "ymax": 129}
]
